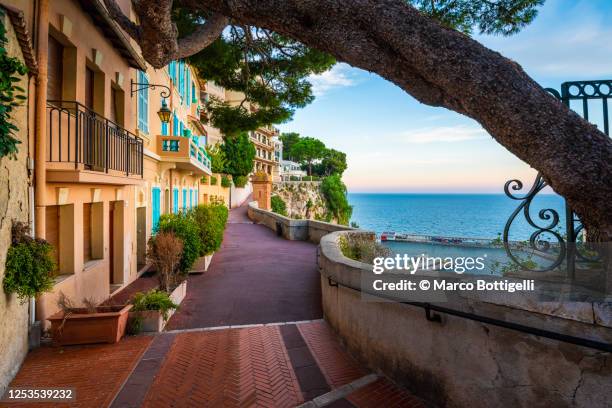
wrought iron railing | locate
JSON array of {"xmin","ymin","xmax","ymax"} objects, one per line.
[
  {"xmin": 47, "ymin": 101, "xmax": 143, "ymax": 177},
  {"xmin": 503, "ymin": 79, "xmax": 611, "ymax": 274}
]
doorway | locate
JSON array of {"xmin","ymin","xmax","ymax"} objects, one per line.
[{"xmin": 109, "ymin": 202, "xmax": 115, "ymax": 285}]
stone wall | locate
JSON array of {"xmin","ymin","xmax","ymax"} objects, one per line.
[
  {"xmin": 247, "ymin": 201, "xmax": 353, "ymax": 244},
  {"xmin": 319, "ymin": 230, "xmax": 612, "ymax": 408},
  {"xmin": 0, "ymin": 12, "xmax": 31, "ymax": 395},
  {"xmin": 272, "ymin": 181, "xmax": 331, "ymax": 221}
]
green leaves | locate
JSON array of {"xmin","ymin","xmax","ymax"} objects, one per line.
[
  {"xmin": 174, "ymin": 7, "xmax": 335, "ymax": 134},
  {"xmin": 320, "ymin": 175, "xmax": 353, "ymax": 226},
  {"xmin": 3, "ymin": 222, "xmax": 56, "ymax": 302},
  {"xmin": 409, "ymin": 0, "xmax": 544, "ymax": 36},
  {"xmin": 131, "ymin": 290, "xmax": 179, "ymax": 321},
  {"xmin": 271, "ymin": 195, "xmax": 288, "ymax": 216},
  {"xmin": 220, "ymin": 132, "xmax": 256, "ymax": 178},
  {"xmin": 0, "ymin": 9, "xmax": 28, "ymax": 159}
]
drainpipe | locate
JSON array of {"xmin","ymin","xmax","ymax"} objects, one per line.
[{"xmin": 34, "ymin": 0, "xmax": 48, "ymax": 239}]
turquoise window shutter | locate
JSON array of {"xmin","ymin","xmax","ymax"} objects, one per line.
[
  {"xmin": 173, "ymin": 188, "xmax": 179, "ymax": 214},
  {"xmin": 137, "ymin": 71, "xmax": 149, "ymax": 133},
  {"xmin": 182, "ymin": 189, "xmax": 187, "ymax": 211},
  {"xmin": 152, "ymin": 187, "xmax": 161, "ymax": 233},
  {"xmin": 173, "ymin": 112, "xmax": 178, "ymax": 136}
]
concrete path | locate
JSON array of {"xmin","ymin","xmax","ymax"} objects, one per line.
[{"xmin": 165, "ymin": 201, "xmax": 323, "ymax": 330}]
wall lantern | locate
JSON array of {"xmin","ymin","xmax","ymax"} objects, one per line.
[{"xmin": 157, "ymin": 98, "xmax": 172, "ymax": 123}]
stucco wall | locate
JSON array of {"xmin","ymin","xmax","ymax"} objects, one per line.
[
  {"xmin": 319, "ymin": 231, "xmax": 612, "ymax": 408},
  {"xmin": 0, "ymin": 11, "xmax": 30, "ymax": 395},
  {"xmin": 247, "ymin": 201, "xmax": 353, "ymax": 243}
]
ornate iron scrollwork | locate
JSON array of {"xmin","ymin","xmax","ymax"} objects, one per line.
[{"xmin": 503, "ymin": 175, "xmax": 566, "ymax": 272}]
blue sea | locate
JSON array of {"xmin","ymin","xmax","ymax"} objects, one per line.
[{"xmin": 348, "ymin": 193, "xmax": 566, "ymax": 241}]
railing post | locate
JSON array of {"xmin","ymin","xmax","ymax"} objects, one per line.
[
  {"xmin": 105, "ymin": 118, "xmax": 110, "ymax": 173},
  {"xmin": 75, "ymin": 103, "xmax": 80, "ymax": 169},
  {"xmin": 126, "ymin": 133, "xmax": 130, "ymax": 176}
]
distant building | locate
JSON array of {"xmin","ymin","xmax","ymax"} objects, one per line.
[
  {"xmin": 281, "ymin": 160, "xmax": 307, "ymax": 180},
  {"xmin": 272, "ymin": 136, "xmax": 283, "ymax": 182}
]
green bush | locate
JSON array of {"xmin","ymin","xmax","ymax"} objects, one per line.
[
  {"xmin": 233, "ymin": 175, "xmax": 248, "ymax": 188},
  {"xmin": 132, "ymin": 289, "xmax": 179, "ymax": 321},
  {"xmin": 157, "ymin": 213, "xmax": 202, "ymax": 273},
  {"xmin": 289, "ymin": 176, "xmax": 300, "ymax": 181},
  {"xmin": 271, "ymin": 195, "xmax": 287, "ymax": 216},
  {"xmin": 210, "ymin": 175, "xmax": 218, "ymax": 185},
  {"xmin": 320, "ymin": 174, "xmax": 353, "ymax": 225},
  {"xmin": 190, "ymin": 203, "xmax": 229, "ymax": 255},
  {"xmin": 221, "ymin": 175, "xmax": 231, "ymax": 188},
  {"xmin": 3, "ymin": 222, "xmax": 55, "ymax": 302},
  {"xmin": 200, "ymin": 175, "xmax": 208, "ymax": 184}
]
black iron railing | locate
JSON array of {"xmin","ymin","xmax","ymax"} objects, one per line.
[{"xmin": 47, "ymin": 100, "xmax": 143, "ymax": 177}]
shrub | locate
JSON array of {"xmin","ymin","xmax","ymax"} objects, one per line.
[
  {"xmin": 271, "ymin": 195, "xmax": 287, "ymax": 216},
  {"xmin": 156, "ymin": 213, "xmax": 202, "ymax": 274},
  {"xmin": 338, "ymin": 234, "xmax": 390, "ymax": 264},
  {"xmin": 147, "ymin": 231, "xmax": 184, "ymax": 291},
  {"xmin": 289, "ymin": 176, "xmax": 300, "ymax": 181},
  {"xmin": 3, "ymin": 222, "xmax": 55, "ymax": 302},
  {"xmin": 210, "ymin": 175, "xmax": 218, "ymax": 185},
  {"xmin": 132, "ymin": 289, "xmax": 178, "ymax": 321},
  {"xmin": 320, "ymin": 174, "xmax": 353, "ymax": 225},
  {"xmin": 200, "ymin": 175, "xmax": 208, "ymax": 184},
  {"xmin": 191, "ymin": 203, "xmax": 229, "ymax": 255},
  {"xmin": 234, "ymin": 175, "xmax": 248, "ymax": 188},
  {"xmin": 221, "ymin": 175, "xmax": 231, "ymax": 188}
]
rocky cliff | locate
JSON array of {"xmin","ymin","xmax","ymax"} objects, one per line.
[{"xmin": 272, "ymin": 181, "xmax": 334, "ymax": 222}]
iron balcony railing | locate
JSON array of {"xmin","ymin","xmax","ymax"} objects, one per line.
[{"xmin": 47, "ymin": 100, "xmax": 143, "ymax": 177}]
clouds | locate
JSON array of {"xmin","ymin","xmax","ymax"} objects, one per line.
[
  {"xmin": 479, "ymin": 0, "xmax": 612, "ymax": 80},
  {"xmin": 308, "ymin": 63, "xmax": 359, "ymax": 97},
  {"xmin": 393, "ymin": 125, "xmax": 489, "ymax": 144}
]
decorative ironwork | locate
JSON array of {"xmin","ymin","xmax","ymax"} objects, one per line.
[
  {"xmin": 503, "ymin": 79, "xmax": 611, "ymax": 274},
  {"xmin": 46, "ymin": 100, "xmax": 143, "ymax": 177},
  {"xmin": 130, "ymin": 79, "xmax": 171, "ymax": 98}
]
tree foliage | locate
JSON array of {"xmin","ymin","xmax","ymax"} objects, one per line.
[
  {"xmin": 290, "ymin": 137, "xmax": 326, "ymax": 175},
  {"xmin": 206, "ymin": 143, "xmax": 227, "ymax": 174},
  {"xmin": 271, "ymin": 195, "xmax": 288, "ymax": 216},
  {"xmin": 279, "ymin": 132, "xmax": 301, "ymax": 161},
  {"xmin": 409, "ymin": 0, "xmax": 544, "ymax": 36},
  {"xmin": 313, "ymin": 148, "xmax": 347, "ymax": 177},
  {"xmin": 174, "ymin": 7, "xmax": 335, "ymax": 135},
  {"xmin": 0, "ymin": 9, "xmax": 28, "ymax": 159},
  {"xmin": 221, "ymin": 132, "xmax": 256, "ymax": 178},
  {"xmin": 320, "ymin": 174, "xmax": 353, "ymax": 226}
]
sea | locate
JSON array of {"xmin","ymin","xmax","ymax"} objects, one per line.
[{"xmin": 348, "ymin": 193, "xmax": 567, "ymax": 241}]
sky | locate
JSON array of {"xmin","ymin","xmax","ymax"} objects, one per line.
[{"xmin": 277, "ymin": 0, "xmax": 612, "ymax": 194}]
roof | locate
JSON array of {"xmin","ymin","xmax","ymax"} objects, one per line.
[
  {"xmin": 77, "ymin": 0, "xmax": 147, "ymax": 71},
  {"xmin": 2, "ymin": 4, "xmax": 38, "ymax": 75}
]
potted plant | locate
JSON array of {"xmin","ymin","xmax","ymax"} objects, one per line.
[
  {"xmin": 47, "ymin": 293, "xmax": 132, "ymax": 346},
  {"xmin": 129, "ymin": 290, "xmax": 179, "ymax": 333}
]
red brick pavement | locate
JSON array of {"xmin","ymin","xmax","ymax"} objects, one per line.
[
  {"xmin": 141, "ymin": 326, "xmax": 303, "ymax": 408},
  {"xmin": 4, "ymin": 336, "xmax": 152, "ymax": 408},
  {"xmin": 298, "ymin": 321, "xmax": 425, "ymax": 408}
]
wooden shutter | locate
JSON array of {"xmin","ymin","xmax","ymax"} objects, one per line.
[
  {"xmin": 45, "ymin": 206, "xmax": 60, "ymax": 270},
  {"xmin": 47, "ymin": 36, "xmax": 63, "ymax": 101},
  {"xmin": 83, "ymin": 203, "xmax": 92, "ymax": 262}
]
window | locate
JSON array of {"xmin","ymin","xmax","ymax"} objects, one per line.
[
  {"xmin": 152, "ymin": 187, "xmax": 161, "ymax": 233},
  {"xmin": 47, "ymin": 36, "xmax": 64, "ymax": 101},
  {"xmin": 192, "ymin": 82, "xmax": 197, "ymax": 103},
  {"xmin": 137, "ymin": 70, "xmax": 149, "ymax": 133},
  {"xmin": 189, "ymin": 189, "xmax": 193, "ymax": 209},
  {"xmin": 161, "ymin": 120, "xmax": 168, "ymax": 136},
  {"xmin": 172, "ymin": 111, "xmax": 178, "ymax": 136},
  {"xmin": 182, "ymin": 188, "xmax": 187, "ymax": 212},
  {"xmin": 178, "ymin": 60, "xmax": 184, "ymax": 100},
  {"xmin": 186, "ymin": 68, "xmax": 191, "ymax": 106}
]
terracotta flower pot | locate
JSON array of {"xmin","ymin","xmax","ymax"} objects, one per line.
[{"xmin": 47, "ymin": 304, "xmax": 133, "ymax": 346}]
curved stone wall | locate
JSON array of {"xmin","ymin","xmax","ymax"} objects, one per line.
[{"xmin": 319, "ymin": 231, "xmax": 612, "ymax": 408}]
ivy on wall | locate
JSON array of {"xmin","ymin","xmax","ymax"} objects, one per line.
[{"xmin": 0, "ymin": 8, "xmax": 28, "ymax": 159}]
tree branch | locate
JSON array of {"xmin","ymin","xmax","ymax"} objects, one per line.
[
  {"xmin": 102, "ymin": 0, "xmax": 141, "ymax": 40},
  {"xmin": 176, "ymin": 13, "xmax": 229, "ymax": 59}
]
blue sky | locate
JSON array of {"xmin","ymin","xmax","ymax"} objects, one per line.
[{"xmin": 278, "ymin": 0, "xmax": 612, "ymax": 193}]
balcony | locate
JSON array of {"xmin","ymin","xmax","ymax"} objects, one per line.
[
  {"xmin": 46, "ymin": 101, "xmax": 143, "ymax": 184},
  {"xmin": 157, "ymin": 135, "xmax": 212, "ymax": 175}
]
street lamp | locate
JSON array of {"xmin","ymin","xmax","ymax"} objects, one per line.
[{"xmin": 157, "ymin": 98, "xmax": 171, "ymax": 123}]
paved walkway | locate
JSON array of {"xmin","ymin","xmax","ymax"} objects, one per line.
[
  {"xmin": 5, "ymin": 201, "xmax": 423, "ymax": 407},
  {"xmin": 166, "ymin": 201, "xmax": 323, "ymax": 330}
]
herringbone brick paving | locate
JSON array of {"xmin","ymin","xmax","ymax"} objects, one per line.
[
  {"xmin": 298, "ymin": 321, "xmax": 425, "ymax": 408},
  {"xmin": 141, "ymin": 326, "xmax": 303, "ymax": 408},
  {"xmin": 4, "ymin": 335, "xmax": 152, "ymax": 408}
]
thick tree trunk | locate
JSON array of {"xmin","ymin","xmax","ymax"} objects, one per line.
[{"xmin": 131, "ymin": 0, "xmax": 612, "ymax": 241}]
